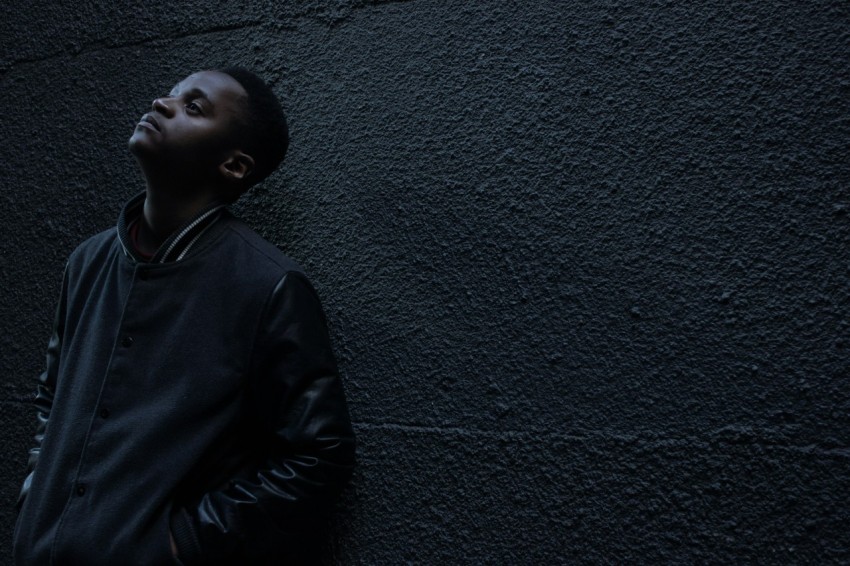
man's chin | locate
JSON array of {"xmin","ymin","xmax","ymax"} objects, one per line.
[{"xmin": 128, "ymin": 134, "xmax": 156, "ymax": 157}]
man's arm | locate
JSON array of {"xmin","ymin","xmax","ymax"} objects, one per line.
[
  {"xmin": 170, "ymin": 271, "xmax": 356, "ymax": 563},
  {"xmin": 18, "ymin": 265, "xmax": 69, "ymax": 510}
]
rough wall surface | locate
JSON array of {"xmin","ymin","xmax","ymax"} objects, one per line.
[{"xmin": 1, "ymin": 1, "xmax": 849, "ymax": 563}]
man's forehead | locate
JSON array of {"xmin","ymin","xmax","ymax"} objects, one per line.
[{"xmin": 170, "ymin": 71, "xmax": 247, "ymax": 102}]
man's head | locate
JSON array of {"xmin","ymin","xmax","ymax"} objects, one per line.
[{"xmin": 128, "ymin": 68, "xmax": 288, "ymax": 202}]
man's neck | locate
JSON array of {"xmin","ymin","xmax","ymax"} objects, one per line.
[{"xmin": 136, "ymin": 184, "xmax": 222, "ymax": 256}]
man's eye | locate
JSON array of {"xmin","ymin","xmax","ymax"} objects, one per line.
[{"xmin": 186, "ymin": 101, "xmax": 203, "ymax": 114}]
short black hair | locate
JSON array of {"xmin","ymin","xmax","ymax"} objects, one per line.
[{"xmin": 218, "ymin": 67, "xmax": 289, "ymax": 191}]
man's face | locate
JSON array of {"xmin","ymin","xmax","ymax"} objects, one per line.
[{"xmin": 128, "ymin": 71, "xmax": 247, "ymax": 176}]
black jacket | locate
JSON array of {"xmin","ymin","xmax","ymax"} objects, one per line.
[{"xmin": 13, "ymin": 193, "xmax": 355, "ymax": 565}]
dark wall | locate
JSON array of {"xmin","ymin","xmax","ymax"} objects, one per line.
[{"xmin": 2, "ymin": 1, "xmax": 849, "ymax": 563}]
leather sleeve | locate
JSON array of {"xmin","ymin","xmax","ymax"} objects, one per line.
[
  {"xmin": 171, "ymin": 271, "xmax": 356, "ymax": 563},
  {"xmin": 17, "ymin": 265, "xmax": 69, "ymax": 510}
]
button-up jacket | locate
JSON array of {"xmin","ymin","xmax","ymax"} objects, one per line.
[{"xmin": 13, "ymin": 193, "xmax": 356, "ymax": 565}]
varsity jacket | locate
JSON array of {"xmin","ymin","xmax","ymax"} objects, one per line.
[{"xmin": 13, "ymin": 192, "xmax": 356, "ymax": 565}]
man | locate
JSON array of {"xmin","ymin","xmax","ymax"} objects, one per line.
[{"xmin": 13, "ymin": 68, "xmax": 355, "ymax": 565}]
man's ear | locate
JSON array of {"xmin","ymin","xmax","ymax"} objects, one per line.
[{"xmin": 219, "ymin": 151, "xmax": 255, "ymax": 183}]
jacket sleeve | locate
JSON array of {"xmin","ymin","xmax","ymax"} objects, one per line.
[
  {"xmin": 170, "ymin": 271, "xmax": 356, "ymax": 563},
  {"xmin": 17, "ymin": 265, "xmax": 69, "ymax": 510}
]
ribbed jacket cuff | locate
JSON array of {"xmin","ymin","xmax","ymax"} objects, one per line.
[{"xmin": 170, "ymin": 507, "xmax": 203, "ymax": 565}]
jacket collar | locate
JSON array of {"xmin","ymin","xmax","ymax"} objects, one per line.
[{"xmin": 117, "ymin": 192, "xmax": 227, "ymax": 264}]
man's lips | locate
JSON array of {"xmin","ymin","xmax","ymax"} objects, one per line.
[{"xmin": 138, "ymin": 114, "xmax": 161, "ymax": 132}]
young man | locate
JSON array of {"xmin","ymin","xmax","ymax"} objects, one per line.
[{"xmin": 13, "ymin": 68, "xmax": 355, "ymax": 565}]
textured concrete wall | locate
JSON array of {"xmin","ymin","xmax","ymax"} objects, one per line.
[{"xmin": 2, "ymin": 1, "xmax": 849, "ymax": 563}]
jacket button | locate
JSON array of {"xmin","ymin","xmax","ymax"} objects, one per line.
[
  {"xmin": 100, "ymin": 408, "xmax": 110, "ymax": 418},
  {"xmin": 76, "ymin": 484, "xmax": 86, "ymax": 496},
  {"xmin": 122, "ymin": 336, "xmax": 134, "ymax": 347}
]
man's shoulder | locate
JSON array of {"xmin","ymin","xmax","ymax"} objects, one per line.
[
  {"xmin": 67, "ymin": 226, "xmax": 119, "ymax": 266},
  {"xmin": 219, "ymin": 216, "xmax": 307, "ymax": 280}
]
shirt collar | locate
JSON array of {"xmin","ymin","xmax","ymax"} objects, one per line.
[{"xmin": 116, "ymin": 192, "xmax": 227, "ymax": 264}]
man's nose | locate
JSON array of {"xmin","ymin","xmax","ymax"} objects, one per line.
[{"xmin": 151, "ymin": 97, "xmax": 173, "ymax": 116}]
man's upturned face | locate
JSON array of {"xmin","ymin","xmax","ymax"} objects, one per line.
[{"xmin": 128, "ymin": 71, "xmax": 247, "ymax": 176}]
